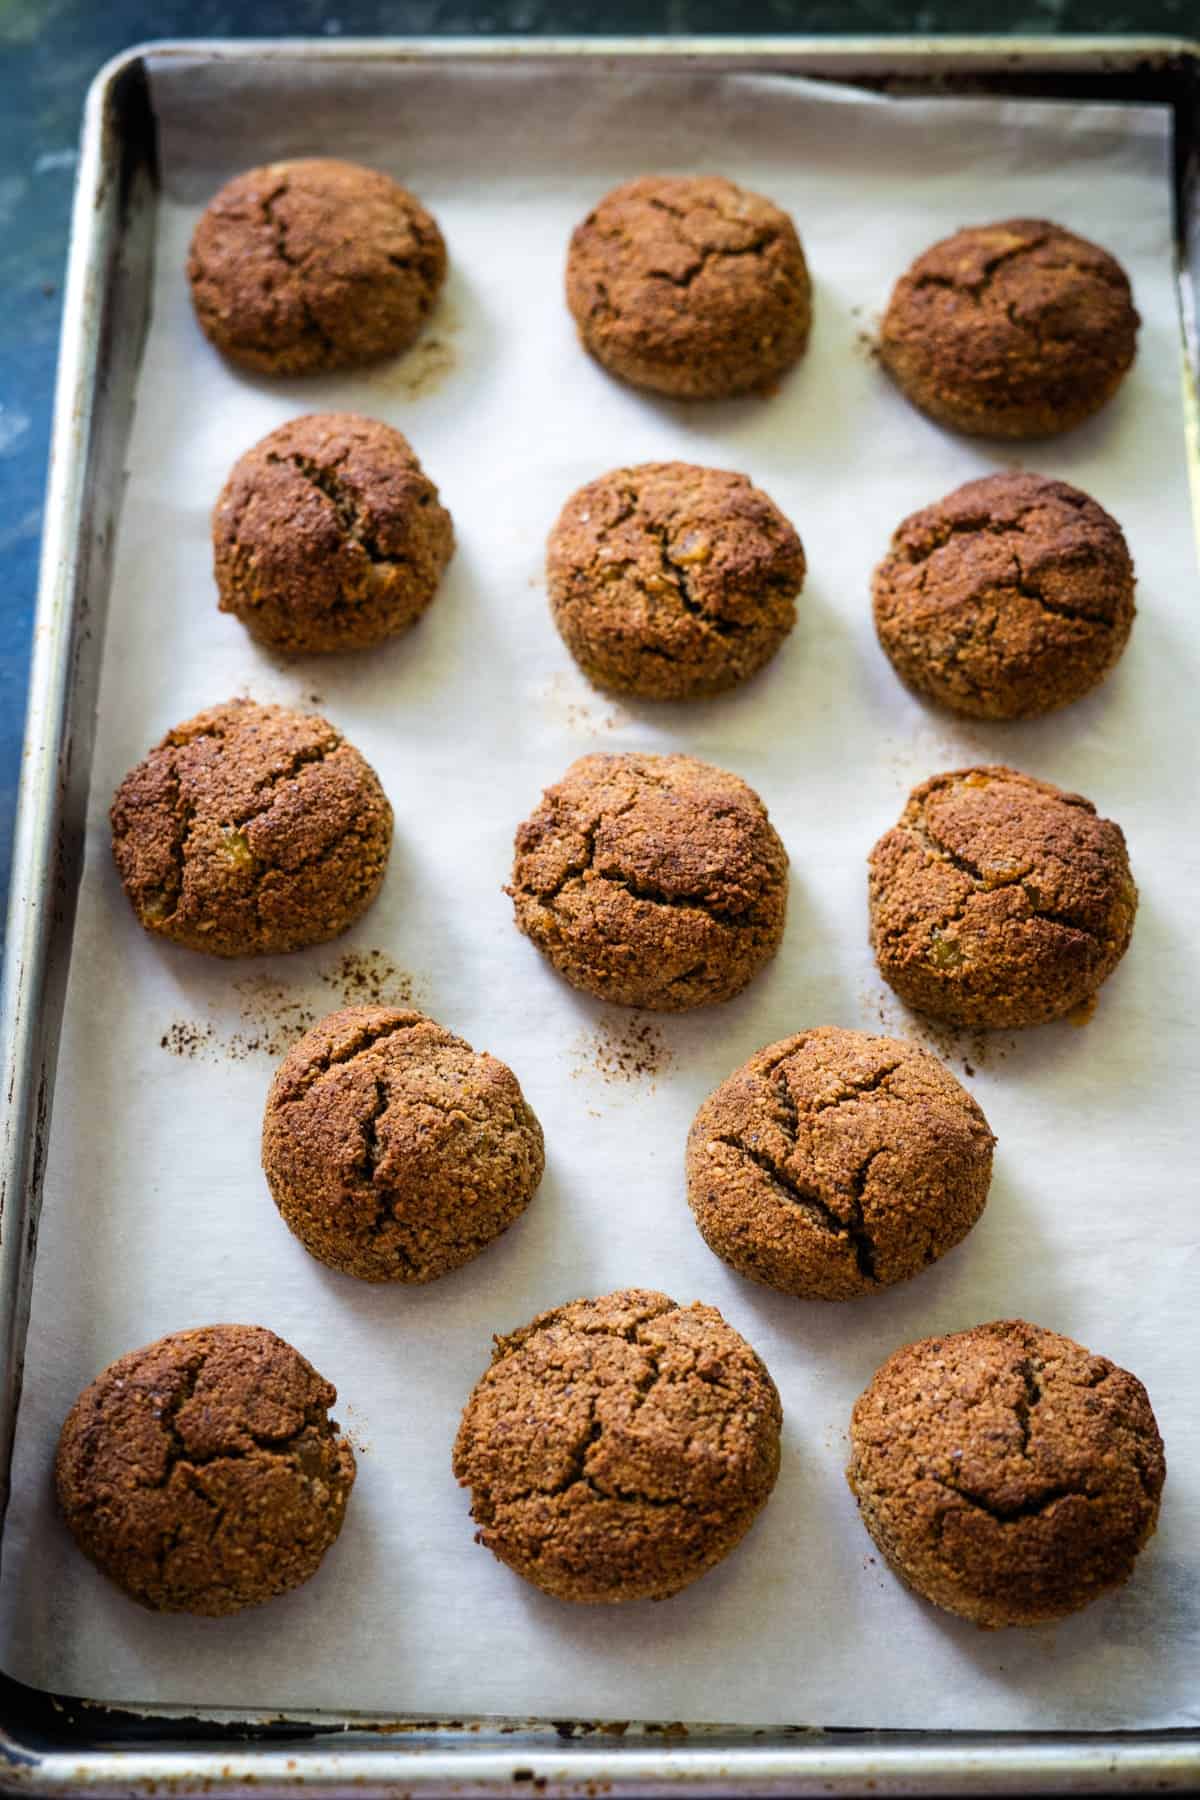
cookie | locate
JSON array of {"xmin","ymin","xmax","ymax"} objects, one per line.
[
  {"xmin": 214, "ymin": 413, "xmax": 454, "ymax": 654},
  {"xmin": 262, "ymin": 1005, "xmax": 545, "ymax": 1282},
  {"xmin": 110, "ymin": 698, "xmax": 392, "ymax": 957},
  {"xmin": 565, "ymin": 175, "xmax": 811, "ymax": 399},
  {"xmin": 872, "ymin": 472, "xmax": 1135, "ymax": 719},
  {"xmin": 55, "ymin": 1325, "xmax": 355, "ymax": 1616},
  {"xmin": 452, "ymin": 1288, "xmax": 782, "ymax": 1603},
  {"xmin": 686, "ymin": 1029, "xmax": 994, "ymax": 1300},
  {"xmin": 187, "ymin": 157, "xmax": 446, "ymax": 376},
  {"xmin": 547, "ymin": 461, "xmax": 805, "ymax": 699},
  {"xmin": 880, "ymin": 219, "xmax": 1138, "ymax": 438},
  {"xmin": 847, "ymin": 1320, "xmax": 1165, "ymax": 1627},
  {"xmin": 509, "ymin": 751, "xmax": 788, "ymax": 1010},
  {"xmin": 868, "ymin": 766, "xmax": 1136, "ymax": 1029}
]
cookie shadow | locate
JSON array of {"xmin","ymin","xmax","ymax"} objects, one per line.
[
  {"xmin": 480, "ymin": 1417, "xmax": 848, "ymax": 1722},
  {"xmin": 205, "ymin": 264, "xmax": 481, "ymax": 425},
  {"xmin": 589, "ymin": 272, "xmax": 838, "ymax": 471},
  {"xmin": 703, "ymin": 1152, "xmax": 1064, "ymax": 1401},
  {"xmin": 904, "ymin": 1525, "xmax": 1190, "ymax": 1727}
]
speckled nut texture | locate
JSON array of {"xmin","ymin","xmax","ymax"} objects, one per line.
[
  {"xmin": 880, "ymin": 219, "xmax": 1138, "ymax": 438},
  {"xmin": 868, "ymin": 766, "xmax": 1136, "ymax": 1029},
  {"xmin": 509, "ymin": 752, "xmax": 788, "ymax": 1011},
  {"xmin": 55, "ymin": 1325, "xmax": 356, "ymax": 1616},
  {"xmin": 565, "ymin": 175, "xmax": 811, "ymax": 400},
  {"xmin": 547, "ymin": 462, "xmax": 805, "ymax": 700},
  {"xmin": 187, "ymin": 158, "xmax": 446, "ymax": 376},
  {"xmin": 846, "ymin": 1320, "xmax": 1165, "ymax": 1627},
  {"xmin": 262, "ymin": 1006, "xmax": 545, "ymax": 1283},
  {"xmin": 686, "ymin": 1029, "xmax": 994, "ymax": 1301},
  {"xmin": 873, "ymin": 473, "xmax": 1135, "ymax": 720},
  {"xmin": 452, "ymin": 1288, "xmax": 782, "ymax": 1603},
  {"xmin": 110, "ymin": 699, "xmax": 392, "ymax": 958},
  {"xmin": 213, "ymin": 413, "xmax": 454, "ymax": 654}
]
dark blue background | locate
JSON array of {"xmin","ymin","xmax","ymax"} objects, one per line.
[{"xmin": 1, "ymin": 0, "xmax": 1194, "ymax": 917}]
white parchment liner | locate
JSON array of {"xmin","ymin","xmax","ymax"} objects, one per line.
[{"xmin": 1, "ymin": 58, "xmax": 1197, "ymax": 1728}]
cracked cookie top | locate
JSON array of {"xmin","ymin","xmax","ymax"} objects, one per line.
[
  {"xmin": 847, "ymin": 1319, "xmax": 1165, "ymax": 1627},
  {"xmin": 686, "ymin": 1028, "xmax": 994, "ymax": 1301},
  {"xmin": 187, "ymin": 158, "xmax": 446, "ymax": 376},
  {"xmin": 868, "ymin": 766, "xmax": 1136, "ymax": 1029},
  {"xmin": 110, "ymin": 698, "xmax": 393, "ymax": 958},
  {"xmin": 55, "ymin": 1324, "xmax": 356, "ymax": 1615},
  {"xmin": 873, "ymin": 473, "xmax": 1135, "ymax": 720},
  {"xmin": 565, "ymin": 175, "xmax": 811, "ymax": 400},
  {"xmin": 509, "ymin": 751, "xmax": 788, "ymax": 1011},
  {"xmin": 452, "ymin": 1288, "xmax": 782, "ymax": 1603},
  {"xmin": 262, "ymin": 1005, "xmax": 545, "ymax": 1283},
  {"xmin": 547, "ymin": 461, "xmax": 805, "ymax": 700},
  {"xmin": 880, "ymin": 218, "xmax": 1138, "ymax": 439},
  {"xmin": 214, "ymin": 413, "xmax": 455, "ymax": 654}
]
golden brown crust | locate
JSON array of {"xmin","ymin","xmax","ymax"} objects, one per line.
[
  {"xmin": 868, "ymin": 766, "xmax": 1136, "ymax": 1028},
  {"xmin": 565, "ymin": 176, "xmax": 811, "ymax": 400},
  {"xmin": 213, "ymin": 413, "xmax": 454, "ymax": 654},
  {"xmin": 846, "ymin": 1319, "xmax": 1165, "ymax": 1627},
  {"xmin": 880, "ymin": 219, "xmax": 1138, "ymax": 439},
  {"xmin": 547, "ymin": 461, "xmax": 804, "ymax": 699},
  {"xmin": 873, "ymin": 472, "xmax": 1135, "ymax": 719},
  {"xmin": 187, "ymin": 158, "xmax": 446, "ymax": 376},
  {"xmin": 110, "ymin": 698, "xmax": 393, "ymax": 958},
  {"xmin": 686, "ymin": 1028, "xmax": 994, "ymax": 1300},
  {"xmin": 262, "ymin": 1005, "xmax": 545, "ymax": 1282},
  {"xmin": 452, "ymin": 1288, "xmax": 782, "ymax": 1603},
  {"xmin": 509, "ymin": 752, "xmax": 788, "ymax": 1011},
  {"xmin": 55, "ymin": 1325, "xmax": 356, "ymax": 1616}
]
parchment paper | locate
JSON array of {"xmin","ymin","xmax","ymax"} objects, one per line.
[{"xmin": 1, "ymin": 57, "xmax": 1197, "ymax": 1730}]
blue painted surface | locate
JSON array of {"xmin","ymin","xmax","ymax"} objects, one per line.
[{"xmin": 0, "ymin": 0, "xmax": 1194, "ymax": 922}]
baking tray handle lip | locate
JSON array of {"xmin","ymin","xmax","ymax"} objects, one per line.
[
  {"xmin": 90, "ymin": 31, "xmax": 1200, "ymax": 82},
  {"xmin": 1, "ymin": 1717, "xmax": 1199, "ymax": 1798},
  {"xmin": 0, "ymin": 0, "xmax": 122, "ymax": 1275}
]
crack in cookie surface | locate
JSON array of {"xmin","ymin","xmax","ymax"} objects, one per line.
[
  {"xmin": 687, "ymin": 1028, "xmax": 993, "ymax": 1299},
  {"xmin": 453, "ymin": 1290, "xmax": 782, "ymax": 1602}
]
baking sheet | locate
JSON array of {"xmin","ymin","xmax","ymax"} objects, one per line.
[{"xmin": 0, "ymin": 57, "xmax": 1197, "ymax": 1731}]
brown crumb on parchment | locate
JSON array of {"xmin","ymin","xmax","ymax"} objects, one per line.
[
  {"xmin": 541, "ymin": 671, "xmax": 630, "ymax": 738},
  {"xmin": 1066, "ymin": 991, "xmax": 1099, "ymax": 1027},
  {"xmin": 572, "ymin": 1014, "xmax": 674, "ymax": 1088},
  {"xmin": 160, "ymin": 949, "xmax": 424, "ymax": 1063},
  {"xmin": 319, "ymin": 948, "xmax": 420, "ymax": 1009},
  {"xmin": 860, "ymin": 984, "xmax": 1010, "ymax": 1076},
  {"xmin": 341, "ymin": 1402, "xmax": 373, "ymax": 1457},
  {"xmin": 160, "ymin": 1020, "xmax": 216, "ymax": 1057},
  {"xmin": 377, "ymin": 300, "xmax": 459, "ymax": 401}
]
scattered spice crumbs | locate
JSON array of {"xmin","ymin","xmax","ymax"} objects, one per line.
[
  {"xmin": 861, "ymin": 985, "xmax": 1005, "ymax": 1076},
  {"xmin": 160, "ymin": 950, "xmax": 423, "ymax": 1062},
  {"xmin": 573, "ymin": 1014, "xmax": 673, "ymax": 1087}
]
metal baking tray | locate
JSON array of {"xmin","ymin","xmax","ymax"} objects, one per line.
[{"xmin": 1, "ymin": 34, "xmax": 1198, "ymax": 1797}]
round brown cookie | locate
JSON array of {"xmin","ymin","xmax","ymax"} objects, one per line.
[
  {"xmin": 686, "ymin": 1028, "xmax": 994, "ymax": 1301},
  {"xmin": 868, "ymin": 766, "xmax": 1136, "ymax": 1029},
  {"xmin": 262, "ymin": 1005, "xmax": 544, "ymax": 1282},
  {"xmin": 846, "ymin": 1319, "xmax": 1165, "ymax": 1627},
  {"xmin": 879, "ymin": 218, "xmax": 1138, "ymax": 438},
  {"xmin": 872, "ymin": 472, "xmax": 1135, "ymax": 720},
  {"xmin": 213, "ymin": 413, "xmax": 454, "ymax": 654},
  {"xmin": 187, "ymin": 158, "xmax": 446, "ymax": 376},
  {"xmin": 547, "ymin": 461, "xmax": 805, "ymax": 700},
  {"xmin": 55, "ymin": 1324, "xmax": 356, "ymax": 1616},
  {"xmin": 110, "ymin": 698, "xmax": 392, "ymax": 957},
  {"xmin": 452, "ymin": 1288, "xmax": 782, "ymax": 1603},
  {"xmin": 565, "ymin": 175, "xmax": 811, "ymax": 400},
  {"xmin": 509, "ymin": 752, "xmax": 788, "ymax": 1011}
]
